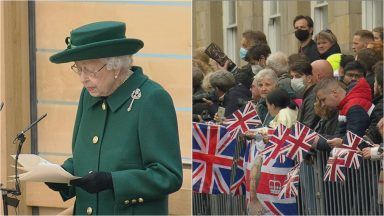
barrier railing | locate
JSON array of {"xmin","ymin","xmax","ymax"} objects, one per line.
[{"xmin": 193, "ymin": 146, "xmax": 383, "ymax": 215}]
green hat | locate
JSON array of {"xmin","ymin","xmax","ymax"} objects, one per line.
[{"xmin": 49, "ymin": 21, "xmax": 144, "ymax": 64}]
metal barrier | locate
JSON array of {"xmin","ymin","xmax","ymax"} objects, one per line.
[
  {"xmin": 193, "ymin": 149, "xmax": 383, "ymax": 215},
  {"xmin": 298, "ymin": 151, "xmax": 383, "ymax": 215}
]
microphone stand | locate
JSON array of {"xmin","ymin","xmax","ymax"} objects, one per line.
[{"xmin": 0, "ymin": 113, "xmax": 47, "ymax": 215}]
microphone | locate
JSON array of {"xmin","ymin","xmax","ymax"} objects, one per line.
[
  {"xmin": 14, "ymin": 113, "xmax": 47, "ymax": 143},
  {"xmin": 12, "ymin": 113, "xmax": 47, "ymax": 196}
]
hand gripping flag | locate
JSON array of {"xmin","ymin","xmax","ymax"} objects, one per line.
[
  {"xmin": 280, "ymin": 122, "xmax": 317, "ymax": 163},
  {"xmin": 278, "ymin": 163, "xmax": 301, "ymax": 199},
  {"xmin": 261, "ymin": 124, "xmax": 291, "ymax": 166},
  {"xmin": 192, "ymin": 123, "xmax": 243, "ymax": 194},
  {"xmin": 323, "ymin": 148, "xmax": 348, "ymax": 182},
  {"xmin": 341, "ymin": 131, "xmax": 363, "ymax": 169},
  {"xmin": 223, "ymin": 101, "xmax": 262, "ymax": 139},
  {"xmin": 256, "ymin": 134, "xmax": 298, "ymax": 215}
]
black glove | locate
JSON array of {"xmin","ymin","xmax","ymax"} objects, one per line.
[
  {"xmin": 70, "ymin": 171, "xmax": 113, "ymax": 194},
  {"xmin": 45, "ymin": 182, "xmax": 68, "ymax": 192}
]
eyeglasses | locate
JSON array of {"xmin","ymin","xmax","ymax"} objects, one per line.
[
  {"xmin": 345, "ymin": 72, "xmax": 363, "ymax": 79},
  {"xmin": 71, "ymin": 64, "xmax": 106, "ymax": 78}
]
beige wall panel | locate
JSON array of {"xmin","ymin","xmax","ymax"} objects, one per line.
[
  {"xmin": 26, "ymin": 182, "xmax": 75, "ymax": 208},
  {"xmin": 37, "ymin": 207, "xmax": 66, "ymax": 215},
  {"xmin": 133, "ymin": 57, "xmax": 191, "ymax": 107},
  {"xmin": 35, "ymin": 2, "xmax": 191, "ymax": 55},
  {"xmin": 349, "ymin": 0, "xmax": 363, "ymax": 15},
  {"xmin": 331, "ymin": 15, "xmax": 350, "ymax": 52},
  {"xmin": 36, "ymin": 53, "xmax": 82, "ymax": 102},
  {"xmin": 37, "ymin": 104, "xmax": 76, "ymax": 154},
  {"xmin": 176, "ymin": 111, "xmax": 191, "ymax": 158},
  {"xmin": 333, "ymin": 1, "xmax": 349, "ymax": 17}
]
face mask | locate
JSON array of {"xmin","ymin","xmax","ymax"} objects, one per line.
[
  {"xmin": 291, "ymin": 77, "xmax": 306, "ymax": 93},
  {"xmin": 239, "ymin": 47, "xmax": 248, "ymax": 60},
  {"xmin": 251, "ymin": 64, "xmax": 263, "ymax": 75},
  {"xmin": 295, "ymin": 29, "xmax": 310, "ymax": 41}
]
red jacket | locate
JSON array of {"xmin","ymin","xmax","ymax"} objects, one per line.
[{"xmin": 337, "ymin": 78, "xmax": 374, "ymax": 122}]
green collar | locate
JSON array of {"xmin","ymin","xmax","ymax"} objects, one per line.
[{"xmin": 86, "ymin": 66, "xmax": 148, "ymax": 112}]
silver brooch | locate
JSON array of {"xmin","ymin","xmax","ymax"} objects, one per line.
[{"xmin": 127, "ymin": 88, "xmax": 141, "ymax": 112}]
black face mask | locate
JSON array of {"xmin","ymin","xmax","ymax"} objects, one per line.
[{"xmin": 295, "ymin": 29, "xmax": 310, "ymax": 41}]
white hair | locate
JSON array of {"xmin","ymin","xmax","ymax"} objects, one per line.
[
  {"xmin": 266, "ymin": 52, "xmax": 289, "ymax": 76},
  {"xmin": 101, "ymin": 55, "xmax": 133, "ymax": 71},
  {"xmin": 254, "ymin": 68, "xmax": 278, "ymax": 85}
]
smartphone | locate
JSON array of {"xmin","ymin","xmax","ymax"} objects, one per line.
[{"xmin": 217, "ymin": 107, "xmax": 226, "ymax": 120}]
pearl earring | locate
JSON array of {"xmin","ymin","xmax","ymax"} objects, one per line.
[{"xmin": 114, "ymin": 75, "xmax": 118, "ymax": 79}]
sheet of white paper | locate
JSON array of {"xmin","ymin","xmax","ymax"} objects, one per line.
[{"xmin": 10, "ymin": 154, "xmax": 79, "ymax": 184}]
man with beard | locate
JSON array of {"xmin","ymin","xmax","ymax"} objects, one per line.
[{"xmin": 293, "ymin": 15, "xmax": 320, "ymax": 62}]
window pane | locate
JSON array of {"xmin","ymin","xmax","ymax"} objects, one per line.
[
  {"xmin": 374, "ymin": 0, "xmax": 383, "ymax": 27},
  {"xmin": 228, "ymin": 1, "xmax": 236, "ymax": 25},
  {"xmin": 270, "ymin": 1, "xmax": 278, "ymax": 15}
]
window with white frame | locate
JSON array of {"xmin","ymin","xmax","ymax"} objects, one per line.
[
  {"xmin": 362, "ymin": 0, "xmax": 383, "ymax": 30},
  {"xmin": 223, "ymin": 1, "xmax": 237, "ymax": 64},
  {"xmin": 263, "ymin": 0, "xmax": 281, "ymax": 53},
  {"xmin": 311, "ymin": 1, "xmax": 328, "ymax": 35}
]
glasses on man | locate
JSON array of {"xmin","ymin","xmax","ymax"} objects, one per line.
[
  {"xmin": 345, "ymin": 72, "xmax": 363, "ymax": 79},
  {"xmin": 71, "ymin": 64, "xmax": 106, "ymax": 77}
]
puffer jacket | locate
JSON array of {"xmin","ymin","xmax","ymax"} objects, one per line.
[{"xmin": 317, "ymin": 78, "xmax": 374, "ymax": 151}]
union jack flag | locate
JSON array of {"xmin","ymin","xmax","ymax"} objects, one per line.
[
  {"xmin": 261, "ymin": 124, "xmax": 291, "ymax": 166},
  {"xmin": 278, "ymin": 163, "xmax": 300, "ymax": 199},
  {"xmin": 241, "ymin": 139, "xmax": 258, "ymax": 210},
  {"xmin": 341, "ymin": 131, "xmax": 363, "ymax": 169},
  {"xmin": 324, "ymin": 148, "xmax": 347, "ymax": 182},
  {"xmin": 256, "ymin": 130, "xmax": 297, "ymax": 215},
  {"xmin": 223, "ymin": 101, "xmax": 262, "ymax": 139},
  {"xmin": 192, "ymin": 123, "xmax": 242, "ymax": 194},
  {"xmin": 280, "ymin": 122, "xmax": 317, "ymax": 163}
]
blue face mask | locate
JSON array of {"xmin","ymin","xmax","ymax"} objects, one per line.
[{"xmin": 239, "ymin": 47, "xmax": 248, "ymax": 60}]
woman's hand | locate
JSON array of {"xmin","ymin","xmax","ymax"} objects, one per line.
[
  {"xmin": 70, "ymin": 171, "xmax": 113, "ymax": 194},
  {"xmin": 202, "ymin": 98, "xmax": 214, "ymax": 106},
  {"xmin": 244, "ymin": 131, "xmax": 256, "ymax": 139},
  {"xmin": 360, "ymin": 147, "xmax": 372, "ymax": 159},
  {"xmin": 45, "ymin": 182, "xmax": 68, "ymax": 192},
  {"xmin": 327, "ymin": 138, "xmax": 343, "ymax": 148}
]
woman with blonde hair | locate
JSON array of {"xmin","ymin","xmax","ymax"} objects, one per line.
[
  {"xmin": 314, "ymin": 29, "xmax": 341, "ymax": 59},
  {"xmin": 193, "ymin": 47, "xmax": 215, "ymax": 75}
]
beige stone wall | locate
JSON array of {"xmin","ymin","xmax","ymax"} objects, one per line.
[
  {"xmin": 193, "ymin": 1, "xmax": 223, "ymax": 49},
  {"xmin": 0, "ymin": 1, "xmax": 32, "ymax": 214},
  {"xmin": 328, "ymin": 0, "xmax": 362, "ymax": 55},
  {"xmin": 193, "ymin": 0, "xmax": 367, "ymax": 62}
]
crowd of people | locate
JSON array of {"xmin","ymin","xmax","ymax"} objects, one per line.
[{"xmin": 193, "ymin": 14, "xmax": 383, "ymax": 213}]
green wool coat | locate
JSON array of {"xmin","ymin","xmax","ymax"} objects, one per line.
[{"xmin": 59, "ymin": 66, "xmax": 183, "ymax": 215}]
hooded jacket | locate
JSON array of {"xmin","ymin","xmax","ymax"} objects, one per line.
[
  {"xmin": 337, "ymin": 78, "xmax": 374, "ymax": 123},
  {"xmin": 317, "ymin": 78, "xmax": 374, "ymax": 151}
]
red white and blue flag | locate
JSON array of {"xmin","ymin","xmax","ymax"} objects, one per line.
[
  {"xmin": 223, "ymin": 101, "xmax": 262, "ymax": 139},
  {"xmin": 241, "ymin": 139, "xmax": 258, "ymax": 209},
  {"xmin": 280, "ymin": 122, "xmax": 317, "ymax": 163},
  {"xmin": 192, "ymin": 123, "xmax": 243, "ymax": 194},
  {"xmin": 324, "ymin": 148, "xmax": 347, "ymax": 182},
  {"xmin": 341, "ymin": 131, "xmax": 363, "ymax": 169},
  {"xmin": 278, "ymin": 163, "xmax": 301, "ymax": 199},
  {"xmin": 261, "ymin": 124, "xmax": 291, "ymax": 166},
  {"xmin": 256, "ymin": 133, "xmax": 298, "ymax": 215}
]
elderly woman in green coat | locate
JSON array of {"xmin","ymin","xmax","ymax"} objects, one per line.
[{"xmin": 45, "ymin": 21, "xmax": 183, "ymax": 215}]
